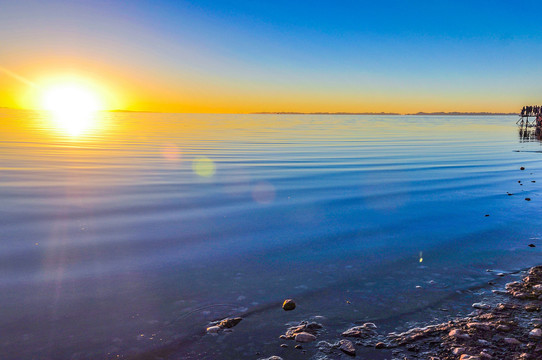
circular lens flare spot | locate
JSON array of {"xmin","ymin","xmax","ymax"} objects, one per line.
[
  {"xmin": 252, "ymin": 181, "xmax": 275, "ymax": 204},
  {"xmin": 192, "ymin": 157, "xmax": 216, "ymax": 177}
]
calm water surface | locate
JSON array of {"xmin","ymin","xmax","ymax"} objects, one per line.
[{"xmin": 1, "ymin": 110, "xmax": 541, "ymax": 359}]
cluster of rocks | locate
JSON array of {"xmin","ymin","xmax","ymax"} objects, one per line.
[
  {"xmin": 309, "ymin": 266, "xmax": 542, "ymax": 360},
  {"xmin": 378, "ymin": 266, "xmax": 542, "ymax": 360},
  {"xmin": 281, "ymin": 321, "xmax": 322, "ymax": 344}
]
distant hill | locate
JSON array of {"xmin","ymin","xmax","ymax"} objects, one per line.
[
  {"xmin": 252, "ymin": 111, "xmax": 517, "ymax": 116},
  {"xmin": 407, "ymin": 112, "xmax": 517, "ymax": 116},
  {"xmin": 252, "ymin": 112, "xmax": 401, "ymax": 115}
]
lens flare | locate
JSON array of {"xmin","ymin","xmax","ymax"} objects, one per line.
[{"xmin": 193, "ymin": 157, "xmax": 216, "ymax": 177}]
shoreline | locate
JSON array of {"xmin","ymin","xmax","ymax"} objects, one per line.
[{"xmin": 257, "ymin": 265, "xmax": 542, "ymax": 360}]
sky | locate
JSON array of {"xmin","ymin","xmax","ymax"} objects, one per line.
[{"xmin": 1, "ymin": 0, "xmax": 542, "ymax": 113}]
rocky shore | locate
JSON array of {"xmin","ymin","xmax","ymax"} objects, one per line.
[{"xmin": 255, "ymin": 265, "xmax": 542, "ymax": 360}]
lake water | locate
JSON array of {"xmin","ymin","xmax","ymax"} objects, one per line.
[{"xmin": 1, "ymin": 110, "xmax": 541, "ymax": 359}]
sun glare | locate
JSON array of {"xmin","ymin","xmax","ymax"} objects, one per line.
[{"xmin": 41, "ymin": 83, "xmax": 104, "ymax": 136}]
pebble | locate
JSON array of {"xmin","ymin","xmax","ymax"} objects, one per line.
[
  {"xmin": 468, "ymin": 322, "xmax": 491, "ymax": 331},
  {"xmin": 206, "ymin": 326, "xmax": 220, "ymax": 334},
  {"xmin": 339, "ymin": 339, "xmax": 356, "ymax": 356},
  {"xmin": 452, "ymin": 347, "xmax": 466, "ymax": 355},
  {"xmin": 258, "ymin": 357, "xmax": 283, "ymax": 360},
  {"xmin": 529, "ymin": 328, "xmax": 542, "ymax": 338},
  {"xmin": 528, "ymin": 244, "xmax": 536, "ymax": 247},
  {"xmin": 294, "ymin": 345, "xmax": 302, "ymax": 349},
  {"xmin": 525, "ymin": 198, "xmax": 531, "ymax": 201},
  {"xmin": 496, "ymin": 324, "xmax": 510, "ymax": 332},
  {"xmin": 280, "ymin": 344, "xmax": 288, "ymax": 348},
  {"xmin": 472, "ymin": 303, "xmax": 491, "ymax": 310},
  {"xmin": 282, "ymin": 299, "xmax": 296, "ymax": 311},
  {"xmin": 295, "ymin": 332, "xmax": 316, "ymax": 343},
  {"xmin": 449, "ymin": 329, "xmax": 470, "ymax": 340},
  {"xmin": 480, "ymin": 351, "xmax": 493, "ymax": 359},
  {"xmin": 279, "ymin": 335, "xmax": 286, "ymax": 339},
  {"xmin": 504, "ymin": 337, "xmax": 521, "ymax": 345},
  {"xmin": 525, "ymin": 304, "xmax": 540, "ymax": 312},
  {"xmin": 460, "ymin": 355, "xmax": 480, "ymax": 360},
  {"xmin": 375, "ymin": 342, "xmax": 386, "ymax": 349},
  {"xmin": 521, "ymin": 167, "xmax": 525, "ymax": 170}
]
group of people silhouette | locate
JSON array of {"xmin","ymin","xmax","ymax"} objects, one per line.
[{"xmin": 521, "ymin": 105, "xmax": 542, "ymax": 117}]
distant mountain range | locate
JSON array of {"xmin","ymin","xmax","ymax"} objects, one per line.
[
  {"xmin": 406, "ymin": 111, "xmax": 517, "ymax": 116},
  {"xmin": 0, "ymin": 107, "xmax": 519, "ymax": 115},
  {"xmin": 252, "ymin": 111, "xmax": 401, "ymax": 115},
  {"xmin": 252, "ymin": 111, "xmax": 517, "ymax": 115}
]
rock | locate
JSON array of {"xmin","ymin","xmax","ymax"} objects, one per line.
[
  {"xmin": 472, "ymin": 303, "xmax": 491, "ymax": 310},
  {"xmin": 529, "ymin": 328, "xmax": 542, "ymax": 338},
  {"xmin": 531, "ymin": 318, "xmax": 542, "ymax": 328},
  {"xmin": 460, "ymin": 355, "xmax": 480, "ymax": 360},
  {"xmin": 279, "ymin": 335, "xmax": 286, "ymax": 339},
  {"xmin": 285, "ymin": 321, "xmax": 322, "ymax": 339},
  {"xmin": 480, "ymin": 352, "xmax": 493, "ymax": 359},
  {"xmin": 294, "ymin": 345, "xmax": 302, "ymax": 349},
  {"xmin": 449, "ymin": 329, "xmax": 470, "ymax": 340},
  {"xmin": 525, "ymin": 198, "xmax": 531, "ymax": 201},
  {"xmin": 496, "ymin": 324, "xmax": 510, "ymax": 332},
  {"xmin": 513, "ymin": 292, "xmax": 533, "ymax": 300},
  {"xmin": 521, "ymin": 167, "xmax": 525, "ymax": 170},
  {"xmin": 258, "ymin": 357, "xmax": 283, "ymax": 360},
  {"xmin": 341, "ymin": 323, "xmax": 377, "ymax": 338},
  {"xmin": 452, "ymin": 347, "xmax": 466, "ymax": 355},
  {"xmin": 506, "ymin": 281, "xmax": 522, "ymax": 289},
  {"xmin": 295, "ymin": 332, "xmax": 316, "ymax": 343},
  {"xmin": 280, "ymin": 344, "xmax": 288, "ymax": 348},
  {"xmin": 316, "ymin": 341, "xmax": 338, "ymax": 354},
  {"xmin": 467, "ymin": 322, "xmax": 491, "ymax": 331},
  {"xmin": 282, "ymin": 299, "xmax": 296, "ymax": 311},
  {"xmin": 492, "ymin": 290, "xmax": 507, "ymax": 295},
  {"xmin": 206, "ymin": 326, "xmax": 220, "ymax": 334},
  {"xmin": 504, "ymin": 337, "xmax": 521, "ymax": 345},
  {"xmin": 218, "ymin": 317, "xmax": 242, "ymax": 328},
  {"xmin": 338, "ymin": 339, "xmax": 356, "ymax": 356},
  {"xmin": 375, "ymin": 342, "xmax": 386, "ymax": 349},
  {"xmin": 525, "ymin": 304, "xmax": 540, "ymax": 312},
  {"xmin": 477, "ymin": 339, "xmax": 491, "ymax": 346},
  {"xmin": 528, "ymin": 244, "xmax": 536, "ymax": 247}
]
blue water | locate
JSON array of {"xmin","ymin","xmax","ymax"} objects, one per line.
[{"xmin": 0, "ymin": 110, "xmax": 541, "ymax": 359}]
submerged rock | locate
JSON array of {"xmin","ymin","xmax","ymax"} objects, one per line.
[
  {"xmin": 338, "ymin": 339, "xmax": 356, "ymax": 356},
  {"xmin": 342, "ymin": 323, "xmax": 378, "ymax": 338},
  {"xmin": 218, "ymin": 317, "xmax": 242, "ymax": 329},
  {"xmin": 472, "ymin": 302, "xmax": 491, "ymax": 310},
  {"xmin": 206, "ymin": 326, "xmax": 220, "ymax": 334}
]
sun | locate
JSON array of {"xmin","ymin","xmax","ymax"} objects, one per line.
[{"xmin": 40, "ymin": 83, "xmax": 104, "ymax": 136}]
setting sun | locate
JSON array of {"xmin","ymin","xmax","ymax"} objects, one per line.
[{"xmin": 40, "ymin": 83, "xmax": 104, "ymax": 136}]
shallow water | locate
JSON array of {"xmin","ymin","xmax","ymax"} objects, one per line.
[{"xmin": 0, "ymin": 110, "xmax": 541, "ymax": 359}]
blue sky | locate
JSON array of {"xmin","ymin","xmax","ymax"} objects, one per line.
[{"xmin": 1, "ymin": 0, "xmax": 541, "ymax": 112}]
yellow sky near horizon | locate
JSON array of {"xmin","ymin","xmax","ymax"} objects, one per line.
[{"xmin": 0, "ymin": 61, "xmax": 525, "ymax": 115}]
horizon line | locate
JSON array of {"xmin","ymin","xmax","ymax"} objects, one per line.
[{"xmin": 0, "ymin": 106, "xmax": 519, "ymax": 116}]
